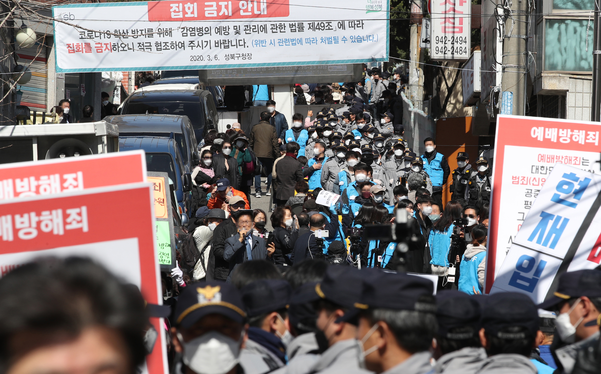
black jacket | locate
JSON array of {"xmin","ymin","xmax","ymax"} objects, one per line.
[
  {"xmin": 292, "ymin": 231, "xmax": 325, "ymax": 264},
  {"xmin": 271, "ymin": 227, "xmax": 298, "ymax": 266},
  {"xmin": 214, "ymin": 153, "xmax": 239, "ymax": 189},
  {"xmin": 275, "ymin": 155, "xmax": 303, "ymax": 201},
  {"xmin": 208, "ymin": 218, "xmax": 237, "ymax": 281}
]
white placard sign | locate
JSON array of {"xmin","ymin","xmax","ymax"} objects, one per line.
[
  {"xmin": 491, "ymin": 164, "xmax": 601, "ymax": 303},
  {"xmin": 52, "ymin": 0, "xmax": 389, "ymax": 72},
  {"xmin": 316, "ymin": 190, "xmax": 340, "ymax": 207},
  {"xmin": 430, "ymin": 0, "xmax": 470, "ymax": 60}
]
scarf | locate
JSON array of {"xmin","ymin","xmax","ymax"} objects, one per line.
[
  {"xmin": 247, "ymin": 327, "xmax": 287, "ymax": 363},
  {"xmin": 198, "ymin": 166, "xmax": 214, "ymax": 178}
]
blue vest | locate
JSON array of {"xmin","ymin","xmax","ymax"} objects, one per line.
[
  {"xmin": 342, "ymin": 181, "xmax": 359, "ymax": 214},
  {"xmin": 458, "ymin": 251, "xmax": 486, "ymax": 294},
  {"xmin": 382, "ymin": 242, "xmax": 396, "ymax": 268},
  {"xmin": 384, "ymin": 203, "xmax": 395, "ymax": 214},
  {"xmin": 428, "ymin": 224, "xmax": 455, "ymax": 267},
  {"xmin": 337, "ymin": 170, "xmax": 351, "ymax": 195},
  {"xmin": 351, "ymin": 129, "xmax": 361, "ymax": 139},
  {"xmin": 422, "ymin": 152, "xmax": 445, "ymax": 187},
  {"xmin": 285, "ymin": 129, "xmax": 309, "ymax": 158},
  {"xmin": 307, "ymin": 156, "xmax": 327, "ymax": 190}
]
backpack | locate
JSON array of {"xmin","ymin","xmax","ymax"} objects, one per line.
[
  {"xmin": 178, "ymin": 233, "xmax": 201, "ymax": 278},
  {"xmin": 192, "ymin": 242, "xmax": 212, "ymax": 280}
]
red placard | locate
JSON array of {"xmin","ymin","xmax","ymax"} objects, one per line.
[
  {"xmin": 147, "ymin": 0, "xmax": 290, "ymax": 22},
  {"xmin": 0, "ymin": 151, "xmax": 147, "ymax": 200},
  {"xmin": 0, "ymin": 183, "xmax": 167, "ymax": 374}
]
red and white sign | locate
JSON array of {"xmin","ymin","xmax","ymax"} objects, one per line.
[
  {"xmin": 486, "ymin": 115, "xmax": 601, "ymax": 292},
  {"xmin": 147, "ymin": 0, "xmax": 290, "ymax": 21},
  {"xmin": 0, "ymin": 151, "xmax": 146, "ymax": 200},
  {"xmin": 430, "ymin": 0, "xmax": 470, "ymax": 60},
  {"xmin": 0, "ymin": 183, "xmax": 167, "ymax": 374}
]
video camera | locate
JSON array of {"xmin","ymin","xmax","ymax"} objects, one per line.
[
  {"xmin": 453, "ymin": 217, "xmax": 468, "ymax": 236},
  {"xmin": 363, "ymin": 209, "xmax": 423, "ymax": 272}
]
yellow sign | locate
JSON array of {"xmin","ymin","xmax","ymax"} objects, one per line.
[{"xmin": 148, "ymin": 176, "xmax": 168, "ymax": 219}]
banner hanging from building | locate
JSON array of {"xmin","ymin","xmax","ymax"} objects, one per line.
[
  {"xmin": 430, "ymin": 0, "xmax": 471, "ymax": 60},
  {"xmin": 52, "ymin": 0, "xmax": 389, "ymax": 72},
  {"xmin": 490, "ymin": 164, "xmax": 601, "ymax": 303},
  {"xmin": 487, "ymin": 115, "xmax": 601, "ymax": 292}
]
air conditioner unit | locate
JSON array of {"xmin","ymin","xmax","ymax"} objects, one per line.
[{"xmin": 0, "ymin": 122, "xmax": 119, "ymax": 164}]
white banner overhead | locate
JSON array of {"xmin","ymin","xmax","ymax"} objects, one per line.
[{"xmin": 52, "ymin": 0, "xmax": 389, "ymax": 73}]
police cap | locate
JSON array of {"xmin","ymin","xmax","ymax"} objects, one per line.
[
  {"xmin": 175, "ymin": 281, "xmax": 246, "ymax": 327},
  {"xmin": 436, "ymin": 290, "xmax": 481, "ymax": 340},
  {"xmin": 457, "ymin": 152, "xmax": 469, "ymax": 160},
  {"xmin": 241, "ymin": 279, "xmax": 292, "ymax": 317},
  {"xmin": 481, "ymin": 292, "xmax": 539, "ymax": 338},
  {"xmin": 538, "ymin": 270, "xmax": 601, "ymax": 310}
]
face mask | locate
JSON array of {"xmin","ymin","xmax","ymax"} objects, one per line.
[
  {"xmin": 429, "ymin": 214, "xmax": 441, "ymax": 222},
  {"xmin": 313, "ymin": 147, "xmax": 321, "ymax": 155},
  {"xmin": 329, "ymin": 122, "xmax": 337, "ymax": 127},
  {"xmin": 222, "ymin": 148, "xmax": 232, "ymax": 156},
  {"xmin": 208, "ymin": 222, "xmax": 217, "ymax": 231},
  {"xmin": 355, "ymin": 173, "xmax": 367, "ymax": 182},
  {"xmin": 323, "ymin": 131, "xmax": 332, "ymax": 137},
  {"xmin": 479, "ymin": 165, "xmax": 488, "ymax": 172},
  {"xmin": 102, "ymin": 100, "xmax": 109, "ymax": 106},
  {"xmin": 457, "ymin": 161, "xmax": 467, "ymax": 168},
  {"xmin": 285, "ymin": 218, "xmax": 294, "ymax": 228},
  {"xmin": 254, "ymin": 220, "xmax": 266, "ymax": 230},
  {"xmin": 267, "ymin": 106, "xmax": 275, "ymax": 113},
  {"xmin": 311, "ymin": 132, "xmax": 318, "ymax": 139},
  {"xmin": 336, "ymin": 152, "xmax": 345, "ymax": 159},
  {"xmin": 357, "ymin": 123, "xmax": 366, "ymax": 129},
  {"xmin": 394, "ymin": 149, "xmax": 403, "ymax": 156},
  {"xmin": 376, "ymin": 142, "xmax": 383, "ymax": 148},
  {"xmin": 467, "ymin": 217, "xmax": 477, "ymax": 226},
  {"xmin": 236, "ymin": 141, "xmax": 245, "ymax": 149},
  {"xmin": 293, "ymin": 121, "xmax": 303, "ymax": 128},
  {"xmin": 347, "ymin": 159, "xmax": 358, "ymax": 167},
  {"xmin": 342, "ymin": 120, "xmax": 348, "ymax": 125},
  {"xmin": 395, "ymin": 195, "xmax": 407, "ymax": 203},
  {"xmin": 367, "ymin": 133, "xmax": 374, "ymax": 139},
  {"xmin": 179, "ymin": 331, "xmax": 241, "ymax": 374},
  {"xmin": 556, "ymin": 299, "xmax": 584, "ymax": 343},
  {"xmin": 359, "ymin": 324, "xmax": 380, "ymax": 365},
  {"xmin": 361, "ymin": 191, "xmax": 371, "ymax": 199},
  {"xmin": 405, "ymin": 161, "xmax": 412, "ymax": 168},
  {"xmin": 425, "ymin": 145, "xmax": 435, "ymax": 153},
  {"xmin": 63, "ymin": 107, "xmax": 70, "ymax": 114},
  {"xmin": 203, "ymin": 159, "xmax": 213, "ymax": 167},
  {"xmin": 382, "ymin": 118, "xmax": 389, "ymax": 123},
  {"xmin": 144, "ymin": 325, "xmax": 158, "ymax": 354},
  {"xmin": 412, "ymin": 166, "xmax": 421, "ymax": 172},
  {"xmin": 276, "ymin": 314, "xmax": 293, "ymax": 347},
  {"xmin": 344, "ymin": 139, "xmax": 351, "ymax": 146},
  {"xmin": 421, "ymin": 206, "xmax": 433, "ymax": 215},
  {"xmin": 373, "ymin": 195, "xmax": 384, "ymax": 204}
]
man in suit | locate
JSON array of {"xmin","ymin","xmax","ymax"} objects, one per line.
[
  {"xmin": 250, "ymin": 111, "xmax": 279, "ymax": 198},
  {"xmin": 274, "ymin": 142, "xmax": 304, "ymax": 207},
  {"xmin": 223, "ymin": 210, "xmax": 273, "ymax": 281}
]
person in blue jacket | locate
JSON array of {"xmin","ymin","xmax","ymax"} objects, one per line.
[
  {"xmin": 428, "ymin": 201, "xmax": 463, "ymax": 290},
  {"xmin": 267, "ymin": 100, "xmax": 288, "ymax": 142},
  {"xmin": 421, "ymin": 137, "xmax": 450, "ymax": 206},
  {"xmin": 458, "ymin": 225, "xmax": 488, "ymax": 295},
  {"xmin": 284, "ymin": 113, "xmax": 309, "ymax": 158},
  {"xmin": 306, "ymin": 140, "xmax": 327, "ymax": 190}
]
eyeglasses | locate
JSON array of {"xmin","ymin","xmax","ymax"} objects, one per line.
[
  {"xmin": 202, "ymin": 157, "xmax": 213, "ymax": 160},
  {"xmin": 231, "ymin": 204, "xmax": 245, "ymax": 209},
  {"xmin": 465, "ymin": 214, "xmax": 476, "ymax": 219}
]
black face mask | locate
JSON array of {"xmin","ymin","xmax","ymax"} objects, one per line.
[
  {"xmin": 314, "ymin": 329, "xmax": 330, "ymax": 354},
  {"xmin": 254, "ymin": 221, "xmax": 266, "ymax": 230}
]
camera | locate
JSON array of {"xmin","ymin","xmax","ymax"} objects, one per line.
[
  {"xmin": 345, "ymin": 227, "xmax": 363, "ymax": 240},
  {"xmin": 453, "ymin": 217, "xmax": 468, "ymax": 236}
]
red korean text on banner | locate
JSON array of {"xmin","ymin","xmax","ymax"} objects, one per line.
[{"xmin": 147, "ymin": 0, "xmax": 290, "ymax": 22}]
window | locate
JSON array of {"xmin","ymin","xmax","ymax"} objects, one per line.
[
  {"xmin": 545, "ymin": 19, "xmax": 593, "ymax": 72},
  {"xmin": 553, "ymin": 0, "xmax": 594, "ymax": 10},
  {"xmin": 145, "ymin": 153, "xmax": 178, "ymax": 188}
]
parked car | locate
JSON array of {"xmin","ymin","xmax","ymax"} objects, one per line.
[
  {"xmin": 105, "ymin": 114, "xmax": 199, "ymax": 173},
  {"xmin": 119, "ymin": 136, "xmax": 192, "ymax": 215},
  {"xmin": 151, "ymin": 77, "xmax": 225, "ymax": 108},
  {"xmin": 119, "ymin": 85, "xmax": 218, "ymax": 140}
]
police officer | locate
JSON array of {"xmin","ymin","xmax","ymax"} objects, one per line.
[
  {"xmin": 361, "ymin": 125, "xmax": 377, "ymax": 146},
  {"xmin": 322, "ymin": 143, "xmax": 348, "ymax": 193},
  {"xmin": 375, "ymin": 111, "xmax": 394, "ymax": 137},
  {"xmin": 466, "ymin": 157, "xmax": 492, "ymax": 207},
  {"xmin": 450, "ymin": 152, "xmax": 473, "ymax": 202},
  {"xmin": 406, "ymin": 157, "xmax": 432, "ymax": 195},
  {"xmin": 421, "ymin": 137, "xmax": 450, "ymax": 206},
  {"xmin": 356, "ymin": 271, "xmax": 436, "ymax": 374},
  {"xmin": 363, "ymin": 144, "xmax": 387, "ymax": 186},
  {"xmin": 292, "ymin": 266, "xmax": 373, "ymax": 374},
  {"xmin": 372, "ymin": 133, "xmax": 388, "ymax": 159}
]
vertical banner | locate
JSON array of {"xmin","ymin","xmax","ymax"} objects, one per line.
[
  {"xmin": 491, "ymin": 165, "xmax": 601, "ymax": 303},
  {"xmin": 148, "ymin": 172, "xmax": 177, "ymax": 270},
  {"xmin": 430, "ymin": 0, "xmax": 470, "ymax": 60},
  {"xmin": 487, "ymin": 115, "xmax": 601, "ymax": 292}
]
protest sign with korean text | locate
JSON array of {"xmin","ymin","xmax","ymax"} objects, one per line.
[
  {"xmin": 0, "ymin": 150, "xmax": 147, "ymax": 200},
  {"xmin": 0, "ymin": 183, "xmax": 168, "ymax": 374},
  {"xmin": 490, "ymin": 165, "xmax": 601, "ymax": 303},
  {"xmin": 430, "ymin": 0, "xmax": 471, "ymax": 60},
  {"xmin": 148, "ymin": 172, "xmax": 177, "ymax": 270},
  {"xmin": 52, "ymin": 0, "xmax": 389, "ymax": 72},
  {"xmin": 487, "ymin": 115, "xmax": 601, "ymax": 292}
]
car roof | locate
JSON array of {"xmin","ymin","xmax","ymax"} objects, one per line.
[
  {"xmin": 138, "ymin": 83, "xmax": 201, "ymax": 92},
  {"xmin": 105, "ymin": 114, "xmax": 187, "ymax": 134},
  {"xmin": 119, "ymin": 136, "xmax": 177, "ymax": 154},
  {"xmin": 152, "ymin": 77, "xmax": 200, "ymax": 86},
  {"xmin": 127, "ymin": 89, "xmax": 202, "ymax": 102}
]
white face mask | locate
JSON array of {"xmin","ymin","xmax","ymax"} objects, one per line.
[
  {"xmin": 179, "ymin": 331, "xmax": 241, "ymax": 374},
  {"xmin": 293, "ymin": 121, "xmax": 303, "ymax": 128},
  {"xmin": 429, "ymin": 214, "xmax": 441, "ymax": 222},
  {"xmin": 555, "ymin": 299, "xmax": 584, "ymax": 343},
  {"xmin": 314, "ymin": 147, "xmax": 322, "ymax": 156},
  {"xmin": 367, "ymin": 133, "xmax": 374, "ymax": 139},
  {"xmin": 267, "ymin": 106, "xmax": 275, "ymax": 113},
  {"xmin": 347, "ymin": 159, "xmax": 358, "ymax": 167},
  {"xmin": 376, "ymin": 142, "xmax": 383, "ymax": 148},
  {"xmin": 203, "ymin": 159, "xmax": 213, "ymax": 167},
  {"xmin": 344, "ymin": 139, "xmax": 351, "ymax": 146},
  {"xmin": 285, "ymin": 218, "xmax": 294, "ymax": 228},
  {"xmin": 323, "ymin": 130, "xmax": 332, "ymax": 137},
  {"xmin": 359, "ymin": 324, "xmax": 380, "ymax": 366},
  {"xmin": 355, "ymin": 173, "xmax": 367, "ymax": 183},
  {"xmin": 63, "ymin": 107, "xmax": 70, "ymax": 114},
  {"xmin": 373, "ymin": 195, "xmax": 384, "ymax": 204},
  {"xmin": 479, "ymin": 165, "xmax": 488, "ymax": 172},
  {"xmin": 311, "ymin": 132, "xmax": 318, "ymax": 139},
  {"xmin": 421, "ymin": 206, "xmax": 433, "ymax": 215},
  {"xmin": 222, "ymin": 148, "xmax": 232, "ymax": 156},
  {"xmin": 412, "ymin": 166, "xmax": 421, "ymax": 172},
  {"xmin": 395, "ymin": 195, "xmax": 407, "ymax": 203},
  {"xmin": 405, "ymin": 161, "xmax": 412, "ymax": 168},
  {"xmin": 425, "ymin": 145, "xmax": 435, "ymax": 153},
  {"xmin": 394, "ymin": 149, "xmax": 403, "ymax": 156},
  {"xmin": 467, "ymin": 217, "xmax": 477, "ymax": 226},
  {"xmin": 276, "ymin": 315, "xmax": 294, "ymax": 347},
  {"xmin": 102, "ymin": 100, "xmax": 109, "ymax": 106},
  {"xmin": 357, "ymin": 123, "xmax": 366, "ymax": 129},
  {"xmin": 457, "ymin": 161, "xmax": 467, "ymax": 168},
  {"xmin": 336, "ymin": 152, "xmax": 345, "ymax": 159},
  {"xmin": 208, "ymin": 222, "xmax": 217, "ymax": 231},
  {"xmin": 329, "ymin": 122, "xmax": 337, "ymax": 127}
]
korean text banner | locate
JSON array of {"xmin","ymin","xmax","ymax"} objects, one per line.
[
  {"xmin": 52, "ymin": 0, "xmax": 389, "ymax": 72},
  {"xmin": 490, "ymin": 164, "xmax": 601, "ymax": 303},
  {"xmin": 486, "ymin": 115, "xmax": 601, "ymax": 293}
]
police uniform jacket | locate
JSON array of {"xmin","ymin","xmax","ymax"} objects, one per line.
[
  {"xmin": 382, "ymin": 351, "xmax": 432, "ymax": 374},
  {"xmin": 434, "ymin": 347, "xmax": 487, "ymax": 374},
  {"xmin": 304, "ymin": 339, "xmax": 372, "ymax": 374},
  {"xmin": 450, "ymin": 164, "xmax": 473, "ymax": 201},
  {"xmin": 474, "ymin": 353, "xmax": 537, "ymax": 374}
]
